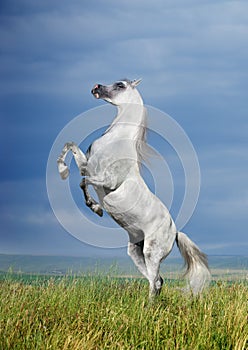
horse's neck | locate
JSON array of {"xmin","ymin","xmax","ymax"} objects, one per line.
[{"xmin": 108, "ymin": 102, "xmax": 146, "ymax": 139}]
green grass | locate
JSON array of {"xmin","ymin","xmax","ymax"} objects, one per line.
[{"xmin": 0, "ymin": 274, "xmax": 247, "ymax": 350}]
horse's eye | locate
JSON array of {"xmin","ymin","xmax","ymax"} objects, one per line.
[{"xmin": 116, "ymin": 82, "xmax": 126, "ymax": 89}]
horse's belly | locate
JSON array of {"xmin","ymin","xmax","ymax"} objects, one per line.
[{"xmin": 103, "ymin": 177, "xmax": 173, "ymax": 235}]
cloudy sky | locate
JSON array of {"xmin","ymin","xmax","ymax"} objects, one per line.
[{"xmin": 1, "ymin": 0, "xmax": 247, "ymax": 257}]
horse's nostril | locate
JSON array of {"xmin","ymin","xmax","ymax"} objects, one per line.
[
  {"xmin": 91, "ymin": 87, "xmax": 100, "ymax": 99},
  {"xmin": 92, "ymin": 84, "xmax": 100, "ymax": 93},
  {"xmin": 91, "ymin": 84, "xmax": 103, "ymax": 98},
  {"xmin": 94, "ymin": 84, "xmax": 101, "ymax": 90}
]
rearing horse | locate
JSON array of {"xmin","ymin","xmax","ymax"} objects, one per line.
[{"xmin": 57, "ymin": 79, "xmax": 210, "ymax": 298}]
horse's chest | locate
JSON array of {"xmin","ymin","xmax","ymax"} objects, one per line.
[{"xmin": 87, "ymin": 136, "xmax": 136, "ymax": 176}]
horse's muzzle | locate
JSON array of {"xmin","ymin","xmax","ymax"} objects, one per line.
[{"xmin": 91, "ymin": 84, "xmax": 103, "ymax": 99}]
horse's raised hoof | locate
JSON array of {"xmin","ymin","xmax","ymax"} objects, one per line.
[{"xmin": 57, "ymin": 161, "xmax": 70, "ymax": 180}]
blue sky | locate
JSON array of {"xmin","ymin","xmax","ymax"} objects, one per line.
[{"xmin": 1, "ymin": 0, "xmax": 247, "ymax": 257}]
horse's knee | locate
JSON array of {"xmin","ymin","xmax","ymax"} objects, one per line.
[{"xmin": 64, "ymin": 141, "xmax": 76, "ymax": 150}]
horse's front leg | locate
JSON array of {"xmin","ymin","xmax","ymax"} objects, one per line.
[
  {"xmin": 57, "ymin": 142, "xmax": 102, "ymax": 216},
  {"xmin": 80, "ymin": 178, "xmax": 103, "ymax": 217},
  {"xmin": 57, "ymin": 142, "xmax": 87, "ymax": 179}
]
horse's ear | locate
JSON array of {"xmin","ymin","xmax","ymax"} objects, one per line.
[{"xmin": 131, "ymin": 78, "xmax": 142, "ymax": 88}]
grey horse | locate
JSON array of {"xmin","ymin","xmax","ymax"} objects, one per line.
[{"xmin": 57, "ymin": 79, "xmax": 211, "ymax": 298}]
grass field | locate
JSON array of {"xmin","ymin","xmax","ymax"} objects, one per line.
[{"xmin": 1, "ymin": 273, "xmax": 247, "ymax": 350}]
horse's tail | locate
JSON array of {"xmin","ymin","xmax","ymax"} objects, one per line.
[{"xmin": 176, "ymin": 231, "xmax": 211, "ymax": 294}]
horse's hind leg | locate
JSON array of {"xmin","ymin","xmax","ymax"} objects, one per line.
[
  {"xmin": 144, "ymin": 250, "xmax": 163, "ymax": 298},
  {"xmin": 144, "ymin": 232, "xmax": 175, "ymax": 298},
  {"xmin": 127, "ymin": 241, "xmax": 149, "ymax": 280},
  {"xmin": 128, "ymin": 239, "xmax": 166, "ymax": 297}
]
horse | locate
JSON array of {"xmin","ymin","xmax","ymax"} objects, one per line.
[{"xmin": 57, "ymin": 78, "xmax": 211, "ymax": 298}]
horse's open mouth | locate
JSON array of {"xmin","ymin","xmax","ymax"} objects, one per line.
[
  {"xmin": 93, "ymin": 92, "xmax": 100, "ymax": 99},
  {"xmin": 91, "ymin": 84, "xmax": 102, "ymax": 99}
]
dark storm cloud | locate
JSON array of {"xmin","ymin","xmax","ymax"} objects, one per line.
[{"xmin": 0, "ymin": 0, "xmax": 247, "ymax": 255}]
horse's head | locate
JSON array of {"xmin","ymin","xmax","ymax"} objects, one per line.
[{"xmin": 91, "ymin": 79, "xmax": 143, "ymax": 105}]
